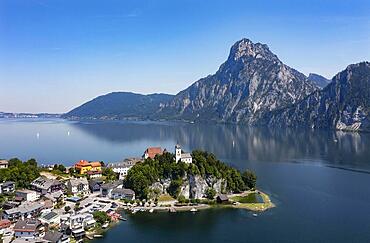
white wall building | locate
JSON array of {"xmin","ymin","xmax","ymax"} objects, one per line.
[
  {"xmin": 66, "ymin": 178, "xmax": 89, "ymax": 196},
  {"xmin": 175, "ymin": 145, "xmax": 192, "ymax": 164},
  {"xmin": 108, "ymin": 158, "xmax": 141, "ymax": 180},
  {"xmin": 0, "ymin": 160, "xmax": 8, "ymax": 169},
  {"xmin": 15, "ymin": 189, "xmax": 39, "ymax": 202}
]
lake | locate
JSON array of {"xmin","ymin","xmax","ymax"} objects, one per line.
[{"xmin": 1, "ymin": 118, "xmax": 370, "ymax": 242}]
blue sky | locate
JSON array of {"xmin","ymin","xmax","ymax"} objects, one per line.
[{"xmin": 0, "ymin": 0, "xmax": 369, "ymax": 113}]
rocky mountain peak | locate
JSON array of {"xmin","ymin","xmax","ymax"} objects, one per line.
[
  {"xmin": 307, "ymin": 73, "xmax": 331, "ymax": 89},
  {"xmin": 229, "ymin": 38, "xmax": 279, "ymax": 62},
  {"xmin": 156, "ymin": 38, "xmax": 317, "ymax": 123},
  {"xmin": 335, "ymin": 62, "xmax": 370, "ymax": 85}
]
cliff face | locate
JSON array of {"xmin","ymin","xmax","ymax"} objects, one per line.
[
  {"xmin": 156, "ymin": 38, "xmax": 317, "ymax": 123},
  {"xmin": 261, "ymin": 62, "xmax": 370, "ymax": 132},
  {"xmin": 150, "ymin": 173, "xmax": 226, "ymax": 199}
]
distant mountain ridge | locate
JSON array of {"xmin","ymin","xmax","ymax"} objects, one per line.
[
  {"xmin": 307, "ymin": 73, "xmax": 331, "ymax": 89},
  {"xmin": 62, "ymin": 92, "xmax": 174, "ymax": 120},
  {"xmin": 63, "ymin": 38, "xmax": 369, "ymax": 132}
]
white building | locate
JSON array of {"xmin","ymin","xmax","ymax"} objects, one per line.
[
  {"xmin": 39, "ymin": 211, "xmax": 60, "ymax": 227},
  {"xmin": 175, "ymin": 145, "xmax": 192, "ymax": 164},
  {"xmin": 108, "ymin": 158, "xmax": 141, "ymax": 180},
  {"xmin": 0, "ymin": 160, "xmax": 8, "ymax": 169},
  {"xmin": 66, "ymin": 178, "xmax": 89, "ymax": 196},
  {"xmin": 15, "ymin": 189, "xmax": 39, "ymax": 202}
]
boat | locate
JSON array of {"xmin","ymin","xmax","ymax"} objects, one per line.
[
  {"xmin": 169, "ymin": 207, "xmax": 176, "ymax": 213},
  {"xmin": 119, "ymin": 216, "xmax": 127, "ymax": 221},
  {"xmin": 149, "ymin": 208, "xmax": 154, "ymax": 213},
  {"xmin": 252, "ymin": 213, "xmax": 258, "ymax": 217},
  {"xmin": 190, "ymin": 208, "xmax": 198, "ymax": 212},
  {"xmin": 94, "ymin": 235, "xmax": 103, "ymax": 238},
  {"xmin": 102, "ymin": 223, "xmax": 109, "ymax": 228}
]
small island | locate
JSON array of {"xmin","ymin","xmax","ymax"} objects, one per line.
[
  {"xmin": 0, "ymin": 145, "xmax": 273, "ymax": 242},
  {"xmin": 123, "ymin": 145, "xmax": 274, "ymax": 213}
]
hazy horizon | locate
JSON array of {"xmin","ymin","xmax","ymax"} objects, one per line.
[{"xmin": 1, "ymin": 0, "xmax": 369, "ymax": 113}]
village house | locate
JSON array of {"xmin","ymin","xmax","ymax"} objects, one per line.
[
  {"xmin": 1, "ymin": 181, "xmax": 15, "ymax": 194},
  {"xmin": 74, "ymin": 160, "xmax": 102, "ymax": 175},
  {"xmin": 43, "ymin": 231, "xmax": 70, "ymax": 243},
  {"xmin": 2, "ymin": 201, "xmax": 20, "ymax": 210},
  {"xmin": 43, "ymin": 191, "xmax": 64, "ymax": 206},
  {"xmin": 31, "ymin": 177, "xmax": 64, "ymax": 195},
  {"xmin": 143, "ymin": 147, "xmax": 163, "ymax": 159},
  {"xmin": 100, "ymin": 181, "xmax": 122, "ymax": 198},
  {"xmin": 66, "ymin": 178, "xmax": 89, "ymax": 195},
  {"xmin": 3, "ymin": 201, "xmax": 44, "ymax": 221},
  {"xmin": 216, "ymin": 194, "xmax": 229, "ymax": 204},
  {"xmin": 175, "ymin": 144, "xmax": 192, "ymax": 163},
  {"xmin": 108, "ymin": 158, "xmax": 141, "ymax": 180},
  {"xmin": 0, "ymin": 219, "xmax": 11, "ymax": 229},
  {"xmin": 13, "ymin": 219, "xmax": 45, "ymax": 240},
  {"xmin": 110, "ymin": 188, "xmax": 135, "ymax": 200},
  {"xmin": 67, "ymin": 213, "xmax": 96, "ymax": 230},
  {"xmin": 88, "ymin": 179, "xmax": 104, "ymax": 193},
  {"xmin": 86, "ymin": 170, "xmax": 102, "ymax": 179},
  {"xmin": 39, "ymin": 211, "xmax": 60, "ymax": 227},
  {"xmin": 0, "ymin": 160, "xmax": 8, "ymax": 169},
  {"xmin": 15, "ymin": 189, "xmax": 39, "ymax": 202}
]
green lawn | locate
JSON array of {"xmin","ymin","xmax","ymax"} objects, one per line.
[
  {"xmin": 158, "ymin": 194, "xmax": 175, "ymax": 202},
  {"xmin": 231, "ymin": 193, "xmax": 264, "ymax": 203}
]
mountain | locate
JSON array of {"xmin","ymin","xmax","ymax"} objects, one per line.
[
  {"xmin": 63, "ymin": 92, "xmax": 174, "ymax": 120},
  {"xmin": 155, "ymin": 38, "xmax": 318, "ymax": 123},
  {"xmin": 307, "ymin": 73, "xmax": 331, "ymax": 89},
  {"xmin": 260, "ymin": 62, "xmax": 370, "ymax": 132}
]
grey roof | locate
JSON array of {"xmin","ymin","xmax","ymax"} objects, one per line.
[
  {"xmin": 41, "ymin": 211, "xmax": 58, "ymax": 221},
  {"xmin": 101, "ymin": 181, "xmax": 121, "ymax": 190},
  {"xmin": 181, "ymin": 153, "xmax": 192, "ymax": 159},
  {"xmin": 111, "ymin": 188, "xmax": 135, "ymax": 195},
  {"xmin": 89, "ymin": 179, "xmax": 104, "ymax": 187},
  {"xmin": 2, "ymin": 181, "xmax": 15, "ymax": 187},
  {"xmin": 44, "ymin": 231, "xmax": 63, "ymax": 243},
  {"xmin": 217, "ymin": 194, "xmax": 229, "ymax": 201},
  {"xmin": 16, "ymin": 189, "xmax": 36, "ymax": 194},
  {"xmin": 31, "ymin": 177, "xmax": 62, "ymax": 190},
  {"xmin": 69, "ymin": 177, "xmax": 88, "ymax": 187},
  {"xmin": 108, "ymin": 158, "xmax": 141, "ymax": 168},
  {"xmin": 5, "ymin": 202, "xmax": 44, "ymax": 215},
  {"xmin": 44, "ymin": 191, "xmax": 63, "ymax": 202}
]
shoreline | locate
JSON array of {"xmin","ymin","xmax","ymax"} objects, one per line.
[{"xmin": 119, "ymin": 190, "xmax": 274, "ymax": 215}]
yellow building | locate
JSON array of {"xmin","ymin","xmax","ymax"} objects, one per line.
[{"xmin": 75, "ymin": 160, "xmax": 102, "ymax": 174}]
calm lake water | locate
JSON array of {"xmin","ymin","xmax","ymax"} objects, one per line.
[{"xmin": 1, "ymin": 118, "xmax": 370, "ymax": 242}]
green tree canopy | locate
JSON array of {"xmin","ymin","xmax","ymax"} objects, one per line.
[{"xmin": 0, "ymin": 158, "xmax": 40, "ymax": 188}]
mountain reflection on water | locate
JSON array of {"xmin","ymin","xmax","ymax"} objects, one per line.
[
  {"xmin": 71, "ymin": 120, "xmax": 370, "ymax": 169},
  {"xmin": 0, "ymin": 119, "xmax": 369, "ymax": 170}
]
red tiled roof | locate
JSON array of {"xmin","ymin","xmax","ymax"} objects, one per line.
[
  {"xmin": 75, "ymin": 160, "xmax": 90, "ymax": 167},
  {"xmin": 0, "ymin": 219, "xmax": 11, "ymax": 228},
  {"xmin": 144, "ymin": 147, "xmax": 163, "ymax": 159},
  {"xmin": 90, "ymin": 162, "xmax": 101, "ymax": 167}
]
